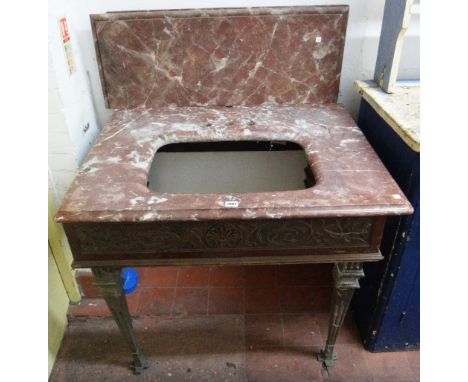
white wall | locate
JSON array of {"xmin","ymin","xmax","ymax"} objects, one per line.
[
  {"xmin": 49, "ymin": 0, "xmax": 101, "ymax": 168},
  {"xmin": 48, "ymin": 52, "xmax": 79, "ymax": 203},
  {"xmin": 49, "ymin": 0, "xmax": 420, "ymax": 167}
]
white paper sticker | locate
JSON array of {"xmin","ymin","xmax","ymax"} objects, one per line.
[
  {"xmin": 224, "ymin": 201, "xmax": 239, "ymax": 208},
  {"xmin": 315, "ymin": 36, "xmax": 322, "ymax": 43}
]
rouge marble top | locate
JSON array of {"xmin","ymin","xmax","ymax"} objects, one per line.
[{"xmin": 56, "ymin": 104, "xmax": 413, "ymax": 223}]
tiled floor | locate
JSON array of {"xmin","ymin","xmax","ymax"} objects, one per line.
[
  {"xmin": 51, "ymin": 265, "xmax": 420, "ymax": 382},
  {"xmin": 70, "ymin": 264, "xmax": 333, "ymax": 317}
]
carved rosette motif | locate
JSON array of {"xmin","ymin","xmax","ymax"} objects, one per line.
[
  {"xmin": 72, "ymin": 217, "xmax": 374, "ymax": 255},
  {"xmin": 205, "ymin": 223, "xmax": 243, "ymax": 248}
]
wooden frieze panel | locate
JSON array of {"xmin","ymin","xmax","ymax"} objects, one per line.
[{"xmin": 68, "ymin": 217, "xmax": 376, "ymax": 256}]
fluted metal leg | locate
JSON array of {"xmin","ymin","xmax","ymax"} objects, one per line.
[
  {"xmin": 318, "ymin": 262, "xmax": 364, "ymax": 367},
  {"xmin": 92, "ymin": 267, "xmax": 149, "ymax": 374}
]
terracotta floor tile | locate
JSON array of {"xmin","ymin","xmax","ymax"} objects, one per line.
[
  {"xmin": 308, "ymin": 264, "xmax": 334, "ymax": 286},
  {"xmin": 126, "ymin": 290, "xmax": 142, "ymax": 315},
  {"xmin": 279, "ymin": 286, "xmax": 330, "ymax": 313},
  {"xmin": 209, "ymin": 287, "xmax": 245, "ymax": 314},
  {"xmin": 211, "ymin": 266, "xmax": 245, "ymax": 287},
  {"xmin": 76, "ymin": 271, "xmax": 101, "ymax": 298},
  {"xmin": 129, "ymin": 266, "xmax": 146, "ymax": 281},
  {"xmin": 246, "ymin": 346, "xmax": 323, "ymax": 382},
  {"xmin": 244, "ymin": 265, "xmax": 278, "ymax": 287},
  {"xmin": 60, "ymin": 271, "xmax": 416, "ymax": 382},
  {"xmin": 277, "ymin": 264, "xmax": 329, "ymax": 286},
  {"xmin": 135, "ymin": 315, "xmax": 245, "ymax": 353},
  {"xmin": 310, "ymin": 286, "xmax": 332, "ymax": 311},
  {"xmin": 51, "ymin": 315, "xmax": 246, "ymax": 382},
  {"xmin": 56, "ymin": 304, "xmax": 416, "ymax": 382},
  {"xmin": 141, "ymin": 267, "xmax": 179, "ymax": 287},
  {"xmin": 138, "ymin": 315, "xmax": 246, "ymax": 381},
  {"xmin": 68, "ymin": 290, "xmax": 141, "ymax": 319},
  {"xmin": 51, "ymin": 319, "xmax": 140, "ymax": 382},
  {"xmin": 177, "ymin": 266, "xmax": 211, "ymax": 287},
  {"xmin": 322, "ymin": 343, "xmax": 372, "ymax": 382},
  {"xmin": 172, "ymin": 287, "xmax": 209, "ymax": 315},
  {"xmin": 282, "ymin": 314, "xmax": 323, "ymax": 347},
  {"xmin": 68, "ymin": 298, "xmax": 111, "ymax": 318},
  {"xmin": 245, "ymin": 315, "xmax": 283, "ymax": 348},
  {"xmin": 138, "ymin": 288, "xmax": 174, "ymax": 316},
  {"xmin": 245, "ymin": 287, "xmax": 281, "ymax": 314},
  {"xmin": 405, "ymin": 350, "xmax": 420, "ymax": 380},
  {"xmin": 316, "ymin": 312, "xmax": 361, "ymax": 345},
  {"xmin": 364, "ymin": 350, "xmax": 414, "ymax": 381}
]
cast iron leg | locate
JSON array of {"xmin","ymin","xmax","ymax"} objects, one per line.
[
  {"xmin": 317, "ymin": 262, "xmax": 364, "ymax": 367},
  {"xmin": 92, "ymin": 267, "xmax": 149, "ymax": 374}
]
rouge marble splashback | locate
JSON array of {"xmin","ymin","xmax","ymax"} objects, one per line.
[{"xmin": 91, "ymin": 6, "xmax": 349, "ymax": 109}]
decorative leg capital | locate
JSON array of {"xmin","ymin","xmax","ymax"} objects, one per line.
[
  {"xmin": 333, "ymin": 262, "xmax": 365, "ymax": 289},
  {"xmin": 92, "ymin": 267, "xmax": 124, "ymax": 297}
]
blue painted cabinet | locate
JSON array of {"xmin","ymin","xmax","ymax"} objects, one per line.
[{"xmin": 353, "ymin": 99, "xmax": 420, "ymax": 351}]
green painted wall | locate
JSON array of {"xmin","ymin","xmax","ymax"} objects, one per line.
[{"xmin": 48, "ymin": 244, "xmax": 70, "ymax": 376}]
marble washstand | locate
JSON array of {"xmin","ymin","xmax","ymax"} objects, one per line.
[{"xmin": 56, "ymin": 6, "xmax": 413, "ymax": 373}]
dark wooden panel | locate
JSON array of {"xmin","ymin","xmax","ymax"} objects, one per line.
[
  {"xmin": 72, "ymin": 251, "xmax": 383, "ymax": 268},
  {"xmin": 64, "ymin": 216, "xmax": 385, "ymax": 268},
  {"xmin": 68, "ymin": 217, "xmax": 375, "ymax": 254}
]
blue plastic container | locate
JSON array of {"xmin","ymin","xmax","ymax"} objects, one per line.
[{"xmin": 121, "ymin": 268, "xmax": 139, "ymax": 295}]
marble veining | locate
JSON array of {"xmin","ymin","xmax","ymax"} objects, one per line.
[
  {"xmin": 56, "ymin": 7, "xmax": 412, "ymax": 223},
  {"xmin": 56, "ymin": 104, "xmax": 413, "ymax": 222},
  {"xmin": 54, "ymin": 8, "xmax": 414, "ymax": 374},
  {"xmin": 91, "ymin": 6, "xmax": 348, "ymax": 109}
]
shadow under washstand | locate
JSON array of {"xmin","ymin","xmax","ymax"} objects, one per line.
[
  {"xmin": 50, "ymin": 314, "xmax": 333, "ymax": 382},
  {"xmin": 50, "ymin": 315, "xmax": 247, "ymax": 382}
]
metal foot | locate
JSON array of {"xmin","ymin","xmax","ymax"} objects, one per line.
[
  {"xmin": 130, "ymin": 353, "xmax": 149, "ymax": 374},
  {"xmin": 317, "ymin": 349, "xmax": 338, "ymax": 367}
]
